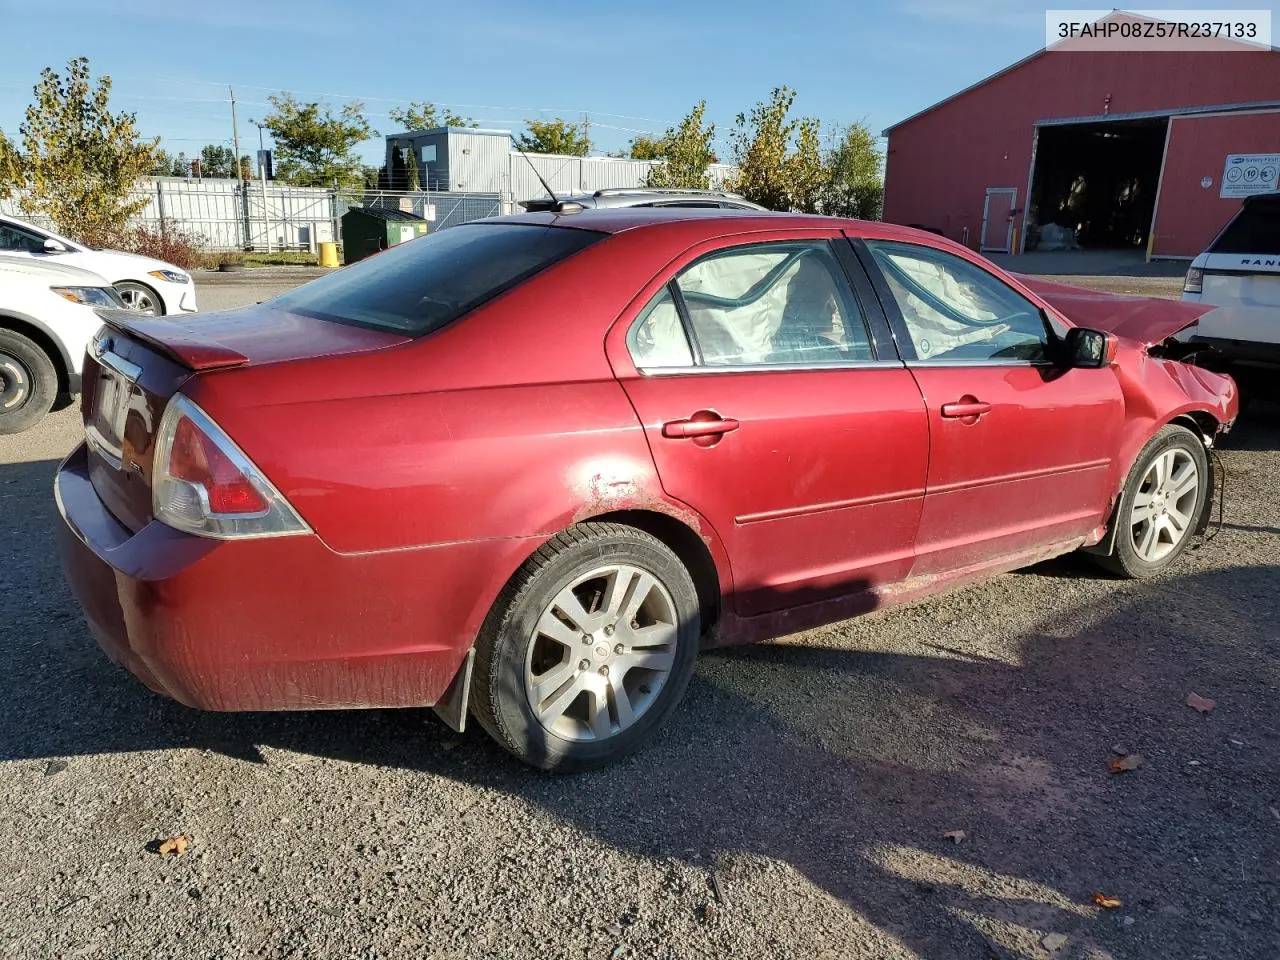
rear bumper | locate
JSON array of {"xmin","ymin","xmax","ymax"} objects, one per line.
[
  {"xmin": 54, "ymin": 443, "xmax": 497, "ymax": 712},
  {"xmin": 1192, "ymin": 335, "xmax": 1280, "ymax": 370}
]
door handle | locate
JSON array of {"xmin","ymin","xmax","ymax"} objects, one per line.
[
  {"xmin": 940, "ymin": 400, "xmax": 992, "ymax": 419},
  {"xmin": 662, "ymin": 416, "xmax": 740, "ymax": 439}
]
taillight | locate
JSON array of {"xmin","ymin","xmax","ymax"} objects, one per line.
[
  {"xmin": 152, "ymin": 395, "xmax": 310, "ymax": 539},
  {"xmin": 1183, "ymin": 267, "xmax": 1204, "ymax": 295}
]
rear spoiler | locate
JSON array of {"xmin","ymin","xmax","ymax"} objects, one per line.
[{"xmin": 98, "ymin": 310, "xmax": 249, "ymax": 371}]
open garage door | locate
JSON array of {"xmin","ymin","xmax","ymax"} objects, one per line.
[{"xmin": 1026, "ymin": 118, "xmax": 1167, "ymax": 253}]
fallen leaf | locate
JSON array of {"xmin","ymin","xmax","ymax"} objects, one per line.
[
  {"xmin": 1042, "ymin": 932, "xmax": 1068, "ymax": 952},
  {"xmin": 942, "ymin": 829, "xmax": 967, "ymax": 844},
  {"xmin": 1185, "ymin": 692, "xmax": 1216, "ymax": 713},
  {"xmin": 1108, "ymin": 753, "xmax": 1143, "ymax": 774},
  {"xmin": 1092, "ymin": 892, "xmax": 1123, "ymax": 909},
  {"xmin": 156, "ymin": 835, "xmax": 189, "ymax": 858}
]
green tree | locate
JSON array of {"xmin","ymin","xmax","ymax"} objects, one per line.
[
  {"xmin": 262, "ymin": 93, "xmax": 376, "ymax": 189},
  {"xmin": 388, "ymin": 101, "xmax": 473, "ymax": 131},
  {"xmin": 517, "ymin": 118, "xmax": 591, "ymax": 156},
  {"xmin": 628, "ymin": 134, "xmax": 667, "ymax": 160},
  {"xmin": 145, "ymin": 148, "xmax": 172, "ymax": 177},
  {"xmin": 199, "ymin": 143, "xmax": 249, "ymax": 178},
  {"xmin": 170, "ymin": 152, "xmax": 191, "ymax": 177},
  {"xmin": 5, "ymin": 57, "xmax": 158, "ymax": 242},
  {"xmin": 821, "ymin": 122, "xmax": 883, "ymax": 220},
  {"xmin": 644, "ymin": 101, "xmax": 718, "ymax": 190},
  {"xmin": 727, "ymin": 86, "xmax": 823, "ymax": 212}
]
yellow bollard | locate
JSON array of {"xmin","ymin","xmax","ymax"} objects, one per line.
[{"xmin": 318, "ymin": 241, "xmax": 339, "ymax": 268}]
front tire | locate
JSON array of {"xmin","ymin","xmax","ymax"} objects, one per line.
[
  {"xmin": 471, "ymin": 523, "xmax": 701, "ymax": 772},
  {"xmin": 113, "ymin": 281, "xmax": 163, "ymax": 316},
  {"xmin": 1092, "ymin": 424, "xmax": 1208, "ymax": 578},
  {"xmin": 0, "ymin": 330, "xmax": 57, "ymax": 435}
]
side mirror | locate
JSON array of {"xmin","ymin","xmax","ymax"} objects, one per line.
[
  {"xmin": 42, "ymin": 238, "xmax": 68, "ymax": 253},
  {"xmin": 1062, "ymin": 327, "xmax": 1117, "ymax": 369}
]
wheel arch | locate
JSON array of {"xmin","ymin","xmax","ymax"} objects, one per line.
[
  {"xmin": 0, "ymin": 312, "xmax": 73, "ymax": 394},
  {"xmin": 1168, "ymin": 409, "xmax": 1221, "ymax": 445},
  {"xmin": 584, "ymin": 508, "xmax": 724, "ymax": 635}
]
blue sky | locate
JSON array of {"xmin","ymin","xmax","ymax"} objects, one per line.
[{"xmin": 2, "ymin": 0, "xmax": 1276, "ymax": 166}]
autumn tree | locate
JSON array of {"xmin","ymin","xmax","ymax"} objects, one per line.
[
  {"xmin": 821, "ymin": 122, "xmax": 883, "ymax": 219},
  {"xmin": 262, "ymin": 93, "xmax": 376, "ymax": 189},
  {"xmin": 0, "ymin": 132, "xmax": 20, "ymax": 199},
  {"xmin": 628, "ymin": 134, "xmax": 667, "ymax": 160},
  {"xmin": 4, "ymin": 57, "xmax": 158, "ymax": 242},
  {"xmin": 727, "ymin": 86, "xmax": 826, "ymax": 212},
  {"xmin": 517, "ymin": 118, "xmax": 591, "ymax": 156},
  {"xmin": 389, "ymin": 101, "xmax": 473, "ymax": 131},
  {"xmin": 644, "ymin": 101, "xmax": 719, "ymax": 191}
]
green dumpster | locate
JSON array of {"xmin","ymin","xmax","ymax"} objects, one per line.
[{"xmin": 340, "ymin": 206, "xmax": 429, "ymax": 265}]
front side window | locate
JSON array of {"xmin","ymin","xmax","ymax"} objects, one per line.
[
  {"xmin": 0, "ymin": 223, "xmax": 46, "ymax": 252},
  {"xmin": 865, "ymin": 240, "xmax": 1050, "ymax": 362},
  {"xmin": 272, "ymin": 223, "xmax": 603, "ymax": 335},
  {"xmin": 663, "ymin": 241, "xmax": 871, "ymax": 367}
]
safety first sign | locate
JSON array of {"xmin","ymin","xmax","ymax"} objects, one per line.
[{"xmin": 1220, "ymin": 154, "xmax": 1280, "ymax": 198}]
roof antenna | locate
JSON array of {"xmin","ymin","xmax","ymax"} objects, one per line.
[{"xmin": 514, "ymin": 142, "xmax": 583, "ymax": 214}]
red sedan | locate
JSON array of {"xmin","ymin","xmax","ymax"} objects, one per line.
[{"xmin": 56, "ymin": 210, "xmax": 1237, "ymax": 770}]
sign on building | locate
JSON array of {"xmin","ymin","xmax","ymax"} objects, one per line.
[{"xmin": 1220, "ymin": 153, "xmax": 1280, "ymax": 198}]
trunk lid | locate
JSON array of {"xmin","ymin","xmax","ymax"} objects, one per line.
[
  {"xmin": 1013, "ymin": 275, "xmax": 1215, "ymax": 346},
  {"xmin": 85, "ymin": 306, "xmax": 409, "ymax": 532}
]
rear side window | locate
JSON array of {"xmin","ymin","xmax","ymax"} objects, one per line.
[
  {"xmin": 272, "ymin": 223, "xmax": 603, "ymax": 335},
  {"xmin": 1210, "ymin": 198, "xmax": 1280, "ymax": 254}
]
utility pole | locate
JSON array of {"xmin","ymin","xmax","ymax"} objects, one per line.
[
  {"xmin": 229, "ymin": 87, "xmax": 245, "ymax": 249},
  {"xmin": 251, "ymin": 120, "xmax": 272, "ymax": 253},
  {"xmin": 228, "ymin": 86, "xmax": 243, "ymax": 179}
]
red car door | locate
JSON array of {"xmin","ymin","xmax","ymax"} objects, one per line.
[
  {"xmin": 606, "ymin": 230, "xmax": 929, "ymax": 617},
  {"xmin": 855, "ymin": 235, "xmax": 1125, "ymax": 575}
]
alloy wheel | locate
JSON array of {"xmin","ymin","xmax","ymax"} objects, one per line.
[
  {"xmin": 524, "ymin": 564, "xmax": 679, "ymax": 742},
  {"xmin": 0, "ymin": 352, "xmax": 31, "ymax": 412},
  {"xmin": 1130, "ymin": 448, "xmax": 1200, "ymax": 563},
  {"xmin": 115, "ymin": 283, "xmax": 160, "ymax": 315}
]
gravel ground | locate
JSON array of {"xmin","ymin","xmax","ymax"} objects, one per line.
[{"xmin": 1, "ymin": 272, "xmax": 1276, "ymax": 960}]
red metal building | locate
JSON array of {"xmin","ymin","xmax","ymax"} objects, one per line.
[{"xmin": 883, "ymin": 27, "xmax": 1280, "ymax": 259}]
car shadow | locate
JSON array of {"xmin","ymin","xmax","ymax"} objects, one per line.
[{"xmin": 4, "ymin": 450, "xmax": 1277, "ymax": 957}]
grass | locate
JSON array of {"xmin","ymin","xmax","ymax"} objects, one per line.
[{"xmin": 195, "ymin": 250, "xmax": 331, "ymax": 269}]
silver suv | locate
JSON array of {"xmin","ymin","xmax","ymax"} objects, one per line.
[{"xmin": 519, "ymin": 188, "xmax": 765, "ymax": 213}]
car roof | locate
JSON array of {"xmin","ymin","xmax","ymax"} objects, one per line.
[{"xmin": 500, "ymin": 207, "xmax": 836, "ymax": 234}]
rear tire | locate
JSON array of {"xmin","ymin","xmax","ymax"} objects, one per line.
[
  {"xmin": 470, "ymin": 523, "xmax": 701, "ymax": 772},
  {"xmin": 0, "ymin": 330, "xmax": 58, "ymax": 435},
  {"xmin": 1091, "ymin": 425, "xmax": 1208, "ymax": 578}
]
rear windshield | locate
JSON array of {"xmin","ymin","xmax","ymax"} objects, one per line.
[
  {"xmin": 272, "ymin": 222, "xmax": 603, "ymax": 335},
  {"xmin": 1210, "ymin": 197, "xmax": 1280, "ymax": 255}
]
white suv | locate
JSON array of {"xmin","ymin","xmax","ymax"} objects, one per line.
[
  {"xmin": 0, "ymin": 258, "xmax": 122, "ymax": 434},
  {"xmin": 1181, "ymin": 192, "xmax": 1280, "ymax": 375},
  {"xmin": 0, "ymin": 214, "xmax": 197, "ymax": 316}
]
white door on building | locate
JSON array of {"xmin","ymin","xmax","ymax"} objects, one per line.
[{"xmin": 980, "ymin": 188, "xmax": 1017, "ymax": 253}]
